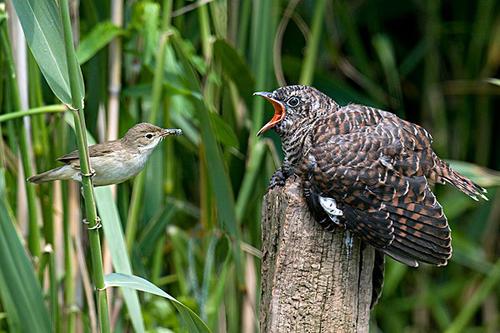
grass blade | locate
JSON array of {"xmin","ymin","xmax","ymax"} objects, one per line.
[
  {"xmin": 104, "ymin": 273, "xmax": 211, "ymax": 333},
  {"xmin": 95, "ymin": 187, "xmax": 146, "ymax": 333},
  {"xmin": 299, "ymin": 0, "xmax": 328, "ymax": 85},
  {"xmin": 0, "ymin": 181, "xmax": 52, "ymax": 333},
  {"xmin": 445, "ymin": 260, "xmax": 500, "ymax": 333},
  {"xmin": 77, "ymin": 21, "xmax": 126, "ymax": 65}
]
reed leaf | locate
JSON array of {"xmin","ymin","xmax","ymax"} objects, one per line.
[
  {"xmin": 104, "ymin": 273, "xmax": 210, "ymax": 333},
  {"xmin": 0, "ymin": 186, "xmax": 52, "ymax": 333},
  {"xmin": 11, "ymin": 0, "xmax": 84, "ymax": 105}
]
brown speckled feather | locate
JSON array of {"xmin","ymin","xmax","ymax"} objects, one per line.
[{"xmin": 303, "ymin": 104, "xmax": 453, "ymax": 266}]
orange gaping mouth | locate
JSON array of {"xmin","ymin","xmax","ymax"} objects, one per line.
[{"xmin": 254, "ymin": 92, "xmax": 286, "ymax": 136}]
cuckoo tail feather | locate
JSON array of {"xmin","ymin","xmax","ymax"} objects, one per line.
[
  {"xmin": 371, "ymin": 250, "xmax": 385, "ymax": 308},
  {"xmin": 436, "ymin": 160, "xmax": 488, "ymax": 201}
]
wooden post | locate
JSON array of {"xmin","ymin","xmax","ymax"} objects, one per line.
[{"xmin": 260, "ymin": 179, "xmax": 374, "ymax": 333}]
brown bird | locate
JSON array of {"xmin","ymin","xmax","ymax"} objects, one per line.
[
  {"xmin": 255, "ymin": 85, "xmax": 487, "ymax": 269},
  {"xmin": 28, "ymin": 123, "xmax": 182, "ymax": 186}
]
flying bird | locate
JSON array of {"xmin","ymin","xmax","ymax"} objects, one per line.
[
  {"xmin": 28, "ymin": 122, "xmax": 182, "ymax": 186},
  {"xmin": 255, "ymin": 85, "xmax": 487, "ymax": 268}
]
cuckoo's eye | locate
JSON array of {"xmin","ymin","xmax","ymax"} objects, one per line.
[
  {"xmin": 145, "ymin": 133, "xmax": 154, "ymax": 139},
  {"xmin": 287, "ymin": 96, "xmax": 300, "ymax": 107}
]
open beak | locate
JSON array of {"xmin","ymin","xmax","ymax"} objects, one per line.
[
  {"xmin": 161, "ymin": 128, "xmax": 183, "ymax": 137},
  {"xmin": 254, "ymin": 91, "xmax": 286, "ymax": 136}
]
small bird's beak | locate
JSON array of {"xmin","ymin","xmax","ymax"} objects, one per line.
[
  {"xmin": 253, "ymin": 91, "xmax": 286, "ymax": 136},
  {"xmin": 161, "ymin": 128, "xmax": 183, "ymax": 137}
]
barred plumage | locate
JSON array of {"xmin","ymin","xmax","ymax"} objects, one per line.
[{"xmin": 255, "ymin": 85, "xmax": 487, "ymax": 300}]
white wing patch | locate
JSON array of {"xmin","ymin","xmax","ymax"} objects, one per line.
[{"xmin": 319, "ymin": 196, "xmax": 343, "ymax": 224}]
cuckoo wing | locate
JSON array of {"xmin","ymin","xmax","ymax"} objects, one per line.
[{"xmin": 304, "ymin": 115, "xmax": 451, "ymax": 267}]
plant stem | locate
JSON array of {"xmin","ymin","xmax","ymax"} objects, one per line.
[
  {"xmin": 107, "ymin": 0, "xmax": 123, "ymax": 142},
  {"xmin": 0, "ymin": 21, "xmax": 41, "ymax": 259},
  {"xmin": 250, "ymin": 0, "xmax": 273, "ymax": 136},
  {"xmin": 198, "ymin": 3, "xmax": 211, "ymax": 60},
  {"xmin": 62, "ymin": 183, "xmax": 76, "ymax": 333},
  {"xmin": 235, "ymin": 141, "xmax": 265, "ymax": 220},
  {"xmin": 59, "ymin": 1, "xmax": 110, "ymax": 332},
  {"xmin": 0, "ymin": 105, "xmax": 66, "ymax": 123},
  {"xmin": 27, "ymin": 53, "xmax": 59, "ymax": 331}
]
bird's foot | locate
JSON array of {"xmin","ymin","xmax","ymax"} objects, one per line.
[
  {"xmin": 82, "ymin": 216, "xmax": 102, "ymax": 230},
  {"xmin": 80, "ymin": 168, "xmax": 96, "ymax": 179},
  {"xmin": 268, "ymin": 169, "xmax": 287, "ymax": 190}
]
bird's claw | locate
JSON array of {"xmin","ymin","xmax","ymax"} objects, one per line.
[
  {"xmin": 80, "ymin": 168, "xmax": 96, "ymax": 178},
  {"xmin": 83, "ymin": 216, "xmax": 102, "ymax": 230},
  {"xmin": 268, "ymin": 169, "xmax": 286, "ymax": 190}
]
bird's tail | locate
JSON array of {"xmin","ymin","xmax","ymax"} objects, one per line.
[
  {"xmin": 27, "ymin": 166, "xmax": 72, "ymax": 184},
  {"xmin": 434, "ymin": 159, "xmax": 488, "ymax": 201}
]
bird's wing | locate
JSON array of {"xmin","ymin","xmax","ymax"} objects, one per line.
[
  {"xmin": 57, "ymin": 141, "xmax": 118, "ymax": 167},
  {"xmin": 304, "ymin": 110, "xmax": 451, "ymax": 267},
  {"xmin": 56, "ymin": 150, "xmax": 81, "ymax": 167}
]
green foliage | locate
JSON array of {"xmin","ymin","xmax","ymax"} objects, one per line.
[
  {"xmin": 77, "ymin": 21, "xmax": 127, "ymax": 65},
  {"xmin": 104, "ymin": 273, "xmax": 210, "ymax": 333},
  {"xmin": 0, "ymin": 175, "xmax": 52, "ymax": 333},
  {"xmin": 0, "ymin": 0, "xmax": 498, "ymax": 332},
  {"xmin": 10, "ymin": 0, "xmax": 84, "ymax": 105}
]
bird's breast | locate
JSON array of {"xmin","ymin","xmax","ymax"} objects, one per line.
[
  {"xmin": 89, "ymin": 151, "xmax": 149, "ymax": 186},
  {"xmin": 281, "ymin": 121, "xmax": 315, "ymax": 171}
]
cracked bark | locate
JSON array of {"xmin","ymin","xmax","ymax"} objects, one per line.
[{"xmin": 260, "ymin": 179, "xmax": 374, "ymax": 333}]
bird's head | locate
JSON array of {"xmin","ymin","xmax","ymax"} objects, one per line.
[
  {"xmin": 122, "ymin": 123, "xmax": 182, "ymax": 152},
  {"xmin": 254, "ymin": 85, "xmax": 333, "ymax": 135}
]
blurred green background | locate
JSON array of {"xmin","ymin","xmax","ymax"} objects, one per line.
[{"xmin": 0, "ymin": 0, "xmax": 499, "ymax": 332}]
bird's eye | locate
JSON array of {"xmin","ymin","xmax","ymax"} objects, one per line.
[
  {"xmin": 145, "ymin": 133, "xmax": 154, "ymax": 139},
  {"xmin": 287, "ymin": 96, "xmax": 300, "ymax": 107}
]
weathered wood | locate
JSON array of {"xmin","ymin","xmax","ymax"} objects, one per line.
[{"xmin": 260, "ymin": 179, "xmax": 374, "ymax": 333}]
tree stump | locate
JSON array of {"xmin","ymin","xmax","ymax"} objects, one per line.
[{"xmin": 260, "ymin": 179, "xmax": 374, "ymax": 333}]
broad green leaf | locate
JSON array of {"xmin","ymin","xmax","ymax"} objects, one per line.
[
  {"xmin": 130, "ymin": 1, "xmax": 160, "ymax": 65},
  {"xmin": 209, "ymin": 111, "xmax": 239, "ymax": 149},
  {"xmin": 205, "ymin": 239, "xmax": 232, "ymax": 328},
  {"xmin": 104, "ymin": 273, "xmax": 211, "ymax": 333},
  {"xmin": 137, "ymin": 204, "xmax": 178, "ymax": 257},
  {"xmin": 0, "ymin": 174, "xmax": 52, "ymax": 333},
  {"xmin": 213, "ymin": 39, "xmax": 254, "ymax": 103},
  {"xmin": 486, "ymin": 78, "xmax": 500, "ymax": 86},
  {"xmin": 190, "ymin": 97, "xmax": 244, "ymax": 282},
  {"xmin": 143, "ymin": 3, "xmax": 160, "ymax": 65},
  {"xmin": 11, "ymin": 0, "xmax": 84, "ymax": 105},
  {"xmin": 171, "ymin": 35, "xmax": 243, "ymax": 280},
  {"xmin": 372, "ymin": 34, "xmax": 404, "ymax": 113},
  {"xmin": 77, "ymin": 21, "xmax": 126, "ymax": 65},
  {"xmin": 64, "ymin": 114, "xmax": 145, "ymax": 333},
  {"xmin": 94, "ymin": 187, "xmax": 146, "ymax": 333}
]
